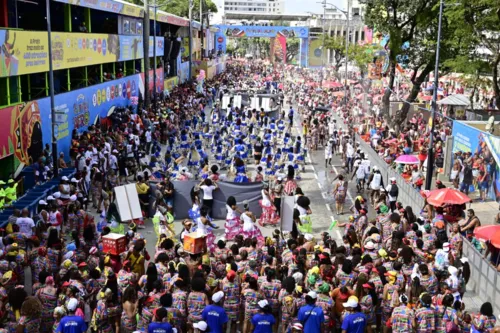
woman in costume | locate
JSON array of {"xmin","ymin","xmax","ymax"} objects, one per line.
[
  {"xmin": 225, "ymin": 196, "xmax": 242, "ymax": 241},
  {"xmin": 259, "ymin": 185, "xmax": 279, "ymax": 226}
]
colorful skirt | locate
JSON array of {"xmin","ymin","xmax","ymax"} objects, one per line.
[
  {"xmin": 223, "ymin": 300, "xmax": 240, "ymax": 321},
  {"xmin": 206, "ymin": 229, "xmax": 216, "ymax": 253},
  {"xmin": 258, "ymin": 201, "xmax": 280, "ymax": 226},
  {"xmin": 121, "ymin": 310, "xmax": 137, "ymax": 333},
  {"xmin": 242, "ymin": 226, "xmax": 265, "ymax": 247},
  {"xmin": 225, "ymin": 217, "xmax": 242, "ymax": 240}
]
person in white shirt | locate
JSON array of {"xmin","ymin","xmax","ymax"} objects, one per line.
[
  {"xmin": 198, "ymin": 178, "xmax": 218, "ymax": 218},
  {"xmin": 385, "ymin": 177, "xmax": 399, "ymax": 212},
  {"xmin": 369, "ymin": 167, "xmax": 384, "ymax": 205},
  {"xmin": 145, "ymin": 129, "xmax": 152, "ymax": 154},
  {"xmin": 16, "ymin": 208, "xmax": 35, "ymax": 238},
  {"xmin": 345, "ymin": 142, "xmax": 355, "ymax": 173}
]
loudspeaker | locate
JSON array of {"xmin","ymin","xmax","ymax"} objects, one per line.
[
  {"xmin": 170, "ymin": 40, "xmax": 181, "ymax": 60},
  {"xmin": 163, "ymin": 39, "xmax": 172, "ymax": 60}
]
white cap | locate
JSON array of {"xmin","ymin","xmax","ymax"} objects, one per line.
[
  {"xmin": 459, "ymin": 257, "xmax": 469, "ymax": 264},
  {"xmin": 443, "ymin": 242, "xmax": 450, "ymax": 252},
  {"xmin": 63, "ymin": 251, "xmax": 74, "ymax": 260},
  {"xmin": 53, "ymin": 192, "xmax": 61, "ymax": 198},
  {"xmin": 258, "ymin": 299, "xmax": 269, "ymax": 309},
  {"xmin": 47, "ymin": 196, "xmax": 55, "ymax": 201},
  {"xmin": 38, "ymin": 200, "xmax": 47, "ymax": 205},
  {"xmin": 112, "ymin": 149, "xmax": 119, "ymax": 153},
  {"xmin": 70, "ymin": 178, "xmax": 78, "ymax": 183},
  {"xmin": 448, "ymin": 266, "xmax": 458, "ymax": 276},
  {"xmin": 212, "ymin": 291, "xmax": 224, "ymax": 303},
  {"xmin": 193, "ymin": 321, "xmax": 208, "ymax": 331},
  {"xmin": 373, "ymin": 166, "xmax": 378, "ymax": 171},
  {"xmin": 70, "ymin": 195, "xmax": 77, "ymax": 202},
  {"xmin": 390, "ymin": 177, "xmax": 396, "ymax": 182},
  {"xmin": 343, "ymin": 297, "xmax": 359, "ymax": 308},
  {"xmin": 307, "ymin": 291, "xmax": 318, "ymax": 299},
  {"xmin": 67, "ymin": 298, "xmax": 78, "ymax": 311},
  {"xmin": 365, "ymin": 241, "xmax": 375, "ymax": 250},
  {"xmin": 304, "ymin": 234, "xmax": 313, "ymax": 241},
  {"xmin": 277, "ymin": 176, "xmax": 283, "ymax": 181},
  {"xmin": 61, "ymin": 176, "xmax": 69, "ymax": 181}
]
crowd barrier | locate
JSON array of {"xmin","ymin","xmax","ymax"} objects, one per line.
[
  {"xmin": 462, "ymin": 237, "xmax": 500, "ymax": 315},
  {"xmin": 355, "ymin": 134, "xmax": 425, "ymax": 214},
  {"xmin": 355, "ymin": 131, "xmax": 498, "ymax": 311},
  {"xmin": 0, "ymin": 168, "xmax": 76, "ymax": 227}
]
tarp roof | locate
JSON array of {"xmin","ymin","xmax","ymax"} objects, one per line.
[{"xmin": 437, "ymin": 94, "xmax": 470, "ymax": 106}]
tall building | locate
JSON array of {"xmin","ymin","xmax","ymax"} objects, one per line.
[{"xmin": 223, "ymin": 0, "xmax": 285, "ymax": 15}]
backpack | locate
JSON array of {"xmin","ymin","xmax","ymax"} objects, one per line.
[
  {"xmin": 437, "ymin": 228, "xmax": 448, "ymax": 243},
  {"xmin": 389, "ymin": 184, "xmax": 399, "ymax": 197}
]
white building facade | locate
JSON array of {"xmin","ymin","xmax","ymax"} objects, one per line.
[{"xmin": 223, "ymin": 0, "xmax": 285, "ymax": 15}]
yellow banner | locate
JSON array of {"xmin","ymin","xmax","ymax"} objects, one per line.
[
  {"xmin": 0, "ymin": 29, "xmax": 163, "ymax": 78},
  {"xmin": 308, "ymin": 38, "xmax": 323, "ymax": 67}
]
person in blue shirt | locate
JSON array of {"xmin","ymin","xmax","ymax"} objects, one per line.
[
  {"xmin": 341, "ymin": 296, "xmax": 367, "ymax": 333},
  {"xmin": 148, "ymin": 308, "xmax": 173, "ymax": 333},
  {"xmin": 56, "ymin": 298, "xmax": 87, "ymax": 333},
  {"xmin": 202, "ymin": 291, "xmax": 228, "ymax": 333},
  {"xmin": 297, "ymin": 291, "xmax": 325, "ymax": 333},
  {"xmin": 251, "ymin": 300, "xmax": 276, "ymax": 333}
]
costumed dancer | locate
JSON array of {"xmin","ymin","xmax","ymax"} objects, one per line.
[
  {"xmin": 259, "ymin": 184, "xmax": 280, "ymax": 226},
  {"xmin": 225, "ymin": 196, "xmax": 242, "ymax": 240},
  {"xmin": 196, "ymin": 206, "xmax": 218, "ymax": 253},
  {"xmin": 187, "ymin": 146, "xmax": 201, "ymax": 174},
  {"xmin": 241, "ymin": 202, "xmax": 265, "ymax": 246},
  {"xmin": 296, "ymin": 196, "xmax": 312, "ymax": 234},
  {"xmin": 233, "ymin": 157, "xmax": 249, "ymax": 183}
]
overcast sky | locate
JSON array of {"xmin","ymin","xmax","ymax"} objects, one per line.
[{"xmin": 286, "ymin": 0, "xmax": 345, "ymax": 14}]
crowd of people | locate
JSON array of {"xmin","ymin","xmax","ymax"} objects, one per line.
[{"xmin": 0, "ymin": 60, "xmax": 496, "ymax": 333}]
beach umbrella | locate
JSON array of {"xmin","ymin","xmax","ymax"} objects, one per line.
[
  {"xmin": 426, "ymin": 188, "xmax": 471, "ymax": 207},
  {"xmin": 474, "ymin": 225, "xmax": 500, "ymax": 248},
  {"xmin": 395, "ymin": 155, "xmax": 420, "ymax": 164}
]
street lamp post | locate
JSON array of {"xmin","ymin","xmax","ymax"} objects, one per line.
[
  {"xmin": 188, "ymin": 0, "xmax": 193, "ymax": 80},
  {"xmin": 153, "ymin": 3, "xmax": 158, "ymax": 111},
  {"xmin": 425, "ymin": 0, "xmax": 444, "ymax": 190},
  {"xmin": 46, "ymin": 0, "xmax": 58, "ymax": 177}
]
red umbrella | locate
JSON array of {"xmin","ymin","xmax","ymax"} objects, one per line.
[
  {"xmin": 323, "ymin": 81, "xmax": 342, "ymax": 88},
  {"xmin": 474, "ymin": 225, "xmax": 500, "ymax": 248},
  {"xmin": 426, "ymin": 188, "xmax": 471, "ymax": 207}
]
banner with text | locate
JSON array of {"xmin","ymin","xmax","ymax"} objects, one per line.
[{"xmin": 0, "ymin": 29, "xmax": 164, "ymax": 78}]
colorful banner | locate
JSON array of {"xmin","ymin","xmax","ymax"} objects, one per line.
[
  {"xmin": 178, "ymin": 61, "xmax": 190, "ymax": 83},
  {"xmin": 181, "ymin": 38, "xmax": 190, "ymax": 58},
  {"xmin": 164, "ymin": 76, "xmax": 179, "ymax": 93},
  {"xmin": 0, "ymin": 29, "xmax": 164, "ymax": 78},
  {"xmin": 54, "ymin": 0, "xmax": 144, "ymax": 18},
  {"xmin": 274, "ymin": 34, "xmax": 287, "ymax": 63},
  {"xmin": 308, "ymin": 38, "xmax": 323, "ymax": 67},
  {"xmin": 217, "ymin": 26, "xmax": 309, "ymax": 38},
  {"xmin": 140, "ymin": 68, "xmax": 164, "ymax": 94}
]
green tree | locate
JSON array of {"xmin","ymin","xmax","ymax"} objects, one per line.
[
  {"xmin": 286, "ymin": 38, "xmax": 300, "ymax": 63},
  {"xmin": 364, "ymin": 0, "xmax": 470, "ymax": 127},
  {"xmin": 323, "ymin": 35, "xmax": 347, "ymax": 71},
  {"xmin": 348, "ymin": 43, "xmax": 377, "ymax": 78},
  {"xmin": 445, "ymin": 0, "xmax": 500, "ymax": 109}
]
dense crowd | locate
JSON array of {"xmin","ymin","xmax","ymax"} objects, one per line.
[{"xmin": 0, "ymin": 61, "xmax": 496, "ymax": 333}]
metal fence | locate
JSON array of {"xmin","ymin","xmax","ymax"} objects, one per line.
[
  {"xmin": 355, "ymin": 134, "xmax": 426, "ymax": 214},
  {"xmin": 462, "ymin": 238, "xmax": 500, "ymax": 315}
]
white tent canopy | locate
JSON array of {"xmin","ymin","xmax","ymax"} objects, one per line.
[{"xmin": 437, "ymin": 94, "xmax": 470, "ymax": 106}]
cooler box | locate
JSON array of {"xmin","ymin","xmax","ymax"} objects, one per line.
[
  {"xmin": 102, "ymin": 233, "xmax": 127, "ymax": 255},
  {"xmin": 183, "ymin": 232, "xmax": 206, "ymax": 254}
]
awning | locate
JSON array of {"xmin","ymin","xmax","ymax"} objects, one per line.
[{"xmin": 436, "ymin": 94, "xmax": 470, "ymax": 106}]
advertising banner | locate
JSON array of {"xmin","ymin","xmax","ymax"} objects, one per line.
[
  {"xmin": 0, "ymin": 29, "xmax": 164, "ymax": 77},
  {"xmin": 275, "ymin": 34, "xmax": 287, "ymax": 63},
  {"xmin": 218, "ymin": 26, "xmax": 309, "ymax": 38},
  {"xmin": 164, "ymin": 76, "xmax": 179, "ymax": 94},
  {"xmin": 0, "ymin": 75, "xmax": 143, "ymax": 169},
  {"xmin": 140, "ymin": 68, "xmax": 164, "ymax": 94},
  {"xmin": 178, "ymin": 61, "xmax": 190, "ymax": 83},
  {"xmin": 308, "ymin": 38, "xmax": 323, "ymax": 67},
  {"xmin": 54, "ymin": 0, "xmax": 144, "ymax": 18}
]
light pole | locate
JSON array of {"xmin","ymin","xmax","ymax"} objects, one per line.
[
  {"xmin": 152, "ymin": 3, "xmax": 158, "ymax": 111},
  {"xmin": 46, "ymin": 0, "xmax": 58, "ymax": 177},
  {"xmin": 425, "ymin": 0, "xmax": 444, "ymax": 190},
  {"xmin": 143, "ymin": 0, "xmax": 150, "ymax": 109},
  {"xmin": 318, "ymin": 0, "xmax": 350, "ymax": 103},
  {"xmin": 188, "ymin": 0, "xmax": 194, "ymax": 80}
]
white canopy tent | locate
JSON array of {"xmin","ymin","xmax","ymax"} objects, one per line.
[{"xmin": 437, "ymin": 94, "xmax": 470, "ymax": 106}]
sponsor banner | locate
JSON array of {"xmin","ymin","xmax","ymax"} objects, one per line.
[
  {"xmin": 164, "ymin": 76, "xmax": 179, "ymax": 93},
  {"xmin": 139, "ymin": 68, "xmax": 164, "ymax": 94},
  {"xmin": 216, "ymin": 25, "xmax": 309, "ymax": 38},
  {"xmin": 275, "ymin": 34, "xmax": 287, "ymax": 63},
  {"xmin": 0, "ymin": 29, "xmax": 164, "ymax": 77},
  {"xmin": 54, "ymin": 0, "xmax": 144, "ymax": 18},
  {"xmin": 308, "ymin": 38, "xmax": 322, "ymax": 67}
]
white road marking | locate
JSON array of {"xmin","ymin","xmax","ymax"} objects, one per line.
[
  {"xmin": 326, "ymin": 204, "xmax": 331, "ymax": 211},
  {"xmin": 314, "ymin": 173, "xmax": 319, "ymax": 180}
]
